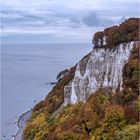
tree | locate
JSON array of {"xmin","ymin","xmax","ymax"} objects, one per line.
[
  {"xmin": 92, "ymin": 18, "xmax": 139, "ymax": 48},
  {"xmin": 113, "ymin": 125, "xmax": 139, "ymax": 140},
  {"xmin": 92, "ymin": 31, "xmax": 104, "ymax": 48}
]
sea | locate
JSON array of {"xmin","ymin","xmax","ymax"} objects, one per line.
[{"xmin": 1, "ymin": 43, "xmax": 92, "ymax": 140}]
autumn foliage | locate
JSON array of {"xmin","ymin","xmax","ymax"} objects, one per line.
[
  {"xmin": 92, "ymin": 18, "xmax": 139, "ymax": 48},
  {"xmin": 24, "ymin": 18, "xmax": 140, "ymax": 140}
]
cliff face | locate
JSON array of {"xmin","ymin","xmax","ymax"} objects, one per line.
[
  {"xmin": 23, "ymin": 18, "xmax": 139, "ymax": 140},
  {"xmin": 64, "ymin": 42, "xmax": 137, "ymax": 105},
  {"xmin": 23, "ymin": 41, "xmax": 139, "ymax": 140}
]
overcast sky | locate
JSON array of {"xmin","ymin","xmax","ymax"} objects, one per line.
[{"xmin": 1, "ymin": 0, "xmax": 139, "ymax": 44}]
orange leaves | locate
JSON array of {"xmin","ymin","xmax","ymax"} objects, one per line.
[
  {"xmin": 103, "ymin": 105, "xmax": 126, "ymax": 131},
  {"xmin": 122, "ymin": 44, "xmax": 139, "ymax": 101},
  {"xmin": 24, "ymin": 88, "xmax": 139, "ymax": 140},
  {"xmin": 92, "ymin": 31, "xmax": 104, "ymax": 48},
  {"xmin": 33, "ymin": 66, "xmax": 76, "ymax": 115},
  {"xmin": 104, "ymin": 105, "xmax": 124, "ymax": 121},
  {"xmin": 92, "ymin": 18, "xmax": 139, "ymax": 48},
  {"xmin": 124, "ymin": 105, "xmax": 138, "ymax": 122}
]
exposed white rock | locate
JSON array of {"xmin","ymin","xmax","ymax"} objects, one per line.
[
  {"xmin": 103, "ymin": 36, "xmax": 106, "ymax": 46},
  {"xmin": 71, "ymin": 82, "xmax": 77, "ymax": 104},
  {"xmin": 64, "ymin": 42, "xmax": 137, "ymax": 104}
]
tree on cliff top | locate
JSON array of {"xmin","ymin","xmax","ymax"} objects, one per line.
[{"xmin": 92, "ymin": 18, "xmax": 139, "ymax": 48}]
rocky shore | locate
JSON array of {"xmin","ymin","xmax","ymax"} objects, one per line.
[{"xmin": 14, "ymin": 110, "xmax": 32, "ymax": 140}]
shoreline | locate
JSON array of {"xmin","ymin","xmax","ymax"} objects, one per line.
[
  {"xmin": 14, "ymin": 81, "xmax": 55, "ymax": 140},
  {"xmin": 14, "ymin": 110, "xmax": 32, "ymax": 140}
]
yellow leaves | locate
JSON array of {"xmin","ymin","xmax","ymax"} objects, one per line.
[
  {"xmin": 24, "ymin": 83, "xmax": 139, "ymax": 140},
  {"xmin": 33, "ymin": 65, "xmax": 76, "ymax": 116},
  {"xmin": 59, "ymin": 115, "xmax": 69, "ymax": 124},
  {"xmin": 23, "ymin": 113, "xmax": 48, "ymax": 140},
  {"xmin": 23, "ymin": 123, "xmax": 35, "ymax": 139},
  {"xmin": 129, "ymin": 59, "xmax": 138, "ymax": 68},
  {"xmin": 111, "ymin": 90, "xmax": 116, "ymax": 97},
  {"xmin": 90, "ymin": 135, "xmax": 95, "ymax": 140},
  {"xmin": 84, "ymin": 103, "xmax": 92, "ymax": 112},
  {"xmin": 32, "ymin": 113, "xmax": 46, "ymax": 126},
  {"xmin": 97, "ymin": 94, "xmax": 108, "ymax": 105},
  {"xmin": 104, "ymin": 105, "xmax": 124, "ymax": 122},
  {"xmin": 93, "ymin": 18, "xmax": 139, "ymax": 48},
  {"xmin": 33, "ymin": 132, "xmax": 43, "ymax": 140},
  {"xmin": 103, "ymin": 105, "xmax": 126, "ymax": 133},
  {"xmin": 33, "ymin": 131, "xmax": 48, "ymax": 140},
  {"xmin": 55, "ymin": 126, "xmax": 61, "ymax": 133},
  {"xmin": 52, "ymin": 95, "xmax": 59, "ymax": 102},
  {"xmin": 113, "ymin": 124, "xmax": 140, "ymax": 140},
  {"xmin": 134, "ymin": 96, "xmax": 140, "ymax": 113}
]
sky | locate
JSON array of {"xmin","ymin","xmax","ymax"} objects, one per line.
[{"xmin": 1, "ymin": 0, "xmax": 139, "ymax": 44}]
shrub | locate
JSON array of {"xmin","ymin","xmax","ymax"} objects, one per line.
[{"xmin": 112, "ymin": 125, "xmax": 140, "ymax": 140}]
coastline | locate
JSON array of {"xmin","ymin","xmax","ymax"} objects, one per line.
[{"xmin": 14, "ymin": 110, "xmax": 32, "ymax": 140}]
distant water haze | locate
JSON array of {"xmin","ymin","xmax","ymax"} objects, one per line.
[{"xmin": 1, "ymin": 43, "xmax": 91, "ymax": 140}]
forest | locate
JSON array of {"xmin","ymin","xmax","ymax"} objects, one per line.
[
  {"xmin": 23, "ymin": 18, "xmax": 139, "ymax": 140},
  {"xmin": 92, "ymin": 18, "xmax": 139, "ymax": 48}
]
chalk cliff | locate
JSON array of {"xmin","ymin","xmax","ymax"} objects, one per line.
[
  {"xmin": 23, "ymin": 18, "xmax": 139, "ymax": 140},
  {"xmin": 64, "ymin": 42, "xmax": 136, "ymax": 104}
]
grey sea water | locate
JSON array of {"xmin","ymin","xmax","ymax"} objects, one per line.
[{"xmin": 1, "ymin": 43, "xmax": 91, "ymax": 140}]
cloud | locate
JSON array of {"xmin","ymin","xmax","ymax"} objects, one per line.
[
  {"xmin": 82, "ymin": 12, "xmax": 114, "ymax": 27},
  {"xmin": 82, "ymin": 12, "xmax": 100, "ymax": 27},
  {"xmin": 1, "ymin": 0, "xmax": 139, "ymax": 43}
]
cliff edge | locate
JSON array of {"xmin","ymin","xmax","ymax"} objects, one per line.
[{"xmin": 23, "ymin": 18, "xmax": 139, "ymax": 140}]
